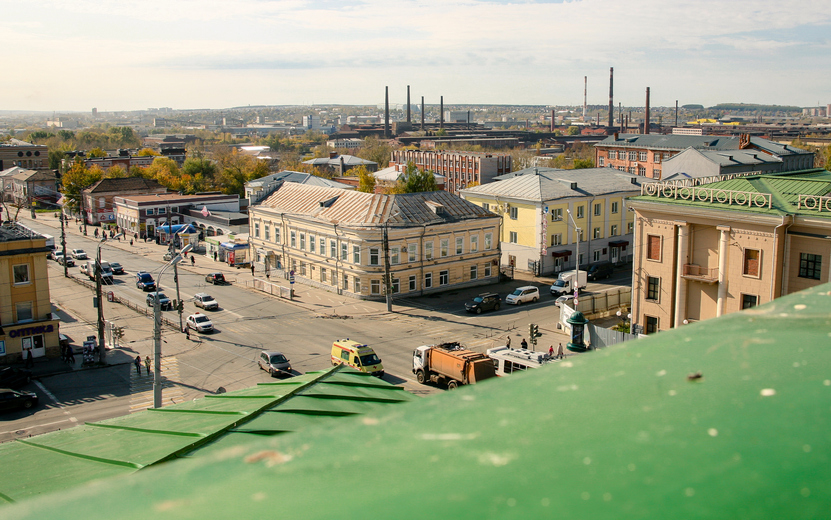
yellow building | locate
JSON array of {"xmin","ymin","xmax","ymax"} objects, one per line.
[
  {"xmin": 0, "ymin": 223, "xmax": 60, "ymax": 363},
  {"xmin": 628, "ymin": 168, "xmax": 831, "ymax": 334},
  {"xmin": 460, "ymin": 167, "xmax": 652, "ymax": 275},
  {"xmin": 249, "ymin": 183, "xmax": 501, "ymax": 299}
]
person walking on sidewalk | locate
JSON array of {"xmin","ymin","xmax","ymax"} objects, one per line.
[
  {"xmin": 25, "ymin": 349, "xmax": 34, "ymax": 368},
  {"xmin": 190, "ymin": 255, "xmax": 195, "ymax": 267},
  {"xmin": 144, "ymin": 356, "xmax": 151, "ymax": 375},
  {"xmin": 130, "ymin": 238, "xmax": 133, "ymax": 246},
  {"xmin": 134, "ymin": 355, "xmax": 142, "ymax": 375},
  {"xmin": 557, "ymin": 343, "xmax": 565, "ymax": 360}
]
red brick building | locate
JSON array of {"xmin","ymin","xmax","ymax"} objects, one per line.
[{"xmin": 390, "ymin": 150, "xmax": 512, "ymax": 195}]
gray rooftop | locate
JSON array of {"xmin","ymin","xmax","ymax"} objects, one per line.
[
  {"xmin": 462, "ymin": 167, "xmax": 657, "ymax": 202},
  {"xmin": 596, "ymin": 133, "xmax": 813, "ymax": 156},
  {"xmin": 246, "ymin": 170, "xmax": 353, "ymax": 190},
  {"xmin": 303, "ymin": 155, "xmax": 377, "ymax": 167}
]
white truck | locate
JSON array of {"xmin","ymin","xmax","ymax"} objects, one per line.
[
  {"xmin": 486, "ymin": 346, "xmax": 554, "ymax": 376},
  {"xmin": 549, "ymin": 269, "xmax": 587, "ymax": 297},
  {"xmin": 82, "ymin": 260, "xmax": 113, "ymax": 284}
]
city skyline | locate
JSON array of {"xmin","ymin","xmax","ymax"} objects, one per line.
[{"xmin": 2, "ymin": 0, "xmax": 830, "ymax": 113}]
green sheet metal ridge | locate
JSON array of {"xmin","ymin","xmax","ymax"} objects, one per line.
[
  {"xmin": 14, "ymin": 439, "xmax": 145, "ymax": 470},
  {"xmin": 86, "ymin": 423, "xmax": 206, "ymax": 438}
]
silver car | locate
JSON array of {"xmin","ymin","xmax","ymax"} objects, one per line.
[
  {"xmin": 258, "ymin": 351, "xmax": 292, "ymax": 377},
  {"xmin": 194, "ymin": 293, "xmax": 218, "ymax": 311}
]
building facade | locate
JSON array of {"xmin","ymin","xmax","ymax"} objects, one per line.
[
  {"xmin": 595, "ymin": 133, "xmax": 815, "ymax": 179},
  {"xmin": 0, "ymin": 139, "xmax": 49, "ymax": 171},
  {"xmin": 10, "ymin": 169, "xmax": 58, "ymax": 209},
  {"xmin": 113, "ymin": 193, "xmax": 241, "ymax": 238},
  {"xmin": 460, "ymin": 167, "xmax": 653, "ymax": 275},
  {"xmin": 390, "ymin": 150, "xmax": 512, "ymax": 196},
  {"xmin": 0, "ymin": 223, "xmax": 60, "ymax": 364},
  {"xmin": 628, "ymin": 168, "xmax": 831, "ymax": 335},
  {"xmin": 249, "ymin": 183, "xmax": 501, "ymax": 299},
  {"xmin": 81, "ymin": 178, "xmax": 167, "ymax": 226}
]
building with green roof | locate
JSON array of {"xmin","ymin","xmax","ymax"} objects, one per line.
[{"xmin": 628, "ymin": 168, "xmax": 831, "ymax": 334}]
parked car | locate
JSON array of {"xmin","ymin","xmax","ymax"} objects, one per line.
[
  {"xmin": 555, "ymin": 294, "xmax": 575, "ymax": 307},
  {"xmin": 186, "ymin": 313, "xmax": 214, "ymax": 333},
  {"xmin": 49, "ymin": 250, "xmax": 61, "ymax": 261},
  {"xmin": 258, "ymin": 351, "xmax": 292, "ymax": 377},
  {"xmin": 70, "ymin": 249, "xmax": 88, "ymax": 260},
  {"xmin": 193, "ymin": 293, "xmax": 218, "ymax": 311},
  {"xmin": 205, "ymin": 272, "xmax": 226, "ymax": 285},
  {"xmin": 163, "ymin": 251, "xmax": 174, "ymax": 261},
  {"xmin": 505, "ymin": 286, "xmax": 540, "ymax": 305},
  {"xmin": 0, "ymin": 367, "xmax": 32, "ymax": 389},
  {"xmin": 55, "ymin": 253, "xmax": 75, "ymax": 267},
  {"xmin": 146, "ymin": 292, "xmax": 172, "ymax": 310},
  {"xmin": 0, "ymin": 388, "xmax": 38, "ymax": 412},
  {"xmin": 135, "ymin": 271, "xmax": 156, "ymax": 291},
  {"xmin": 109, "ymin": 261, "xmax": 124, "ymax": 275},
  {"xmin": 465, "ymin": 293, "xmax": 501, "ymax": 314},
  {"xmin": 586, "ymin": 261, "xmax": 614, "ymax": 281}
]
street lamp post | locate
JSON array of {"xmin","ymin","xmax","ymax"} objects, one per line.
[
  {"xmin": 565, "ymin": 209, "xmax": 582, "ymax": 286},
  {"xmin": 154, "ymin": 254, "xmax": 184, "ymax": 408},
  {"xmin": 96, "ymin": 233, "xmax": 122, "ymax": 363},
  {"xmin": 174, "ymin": 243, "xmax": 193, "ymax": 332}
]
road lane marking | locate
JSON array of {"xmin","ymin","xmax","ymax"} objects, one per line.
[{"xmin": 34, "ymin": 380, "xmax": 81, "ymax": 425}]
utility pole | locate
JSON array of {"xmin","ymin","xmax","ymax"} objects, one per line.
[
  {"xmin": 382, "ymin": 223, "xmax": 392, "ymax": 312},
  {"xmin": 60, "ymin": 207, "xmax": 68, "ymax": 278},
  {"xmin": 80, "ymin": 191, "xmax": 88, "ymax": 236},
  {"xmin": 153, "ymin": 287, "xmax": 162, "ymax": 407},
  {"xmin": 95, "ymin": 242, "xmax": 105, "ymax": 363}
]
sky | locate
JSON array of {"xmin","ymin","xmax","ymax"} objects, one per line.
[{"xmin": 2, "ymin": 0, "xmax": 830, "ymax": 112}]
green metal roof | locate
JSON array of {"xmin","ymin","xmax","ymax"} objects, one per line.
[
  {"xmin": 3, "ymin": 283, "xmax": 830, "ymax": 518},
  {"xmin": 0, "ymin": 366, "xmax": 413, "ymax": 505}
]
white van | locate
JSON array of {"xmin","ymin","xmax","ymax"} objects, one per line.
[{"xmin": 505, "ymin": 286, "xmax": 540, "ymax": 305}]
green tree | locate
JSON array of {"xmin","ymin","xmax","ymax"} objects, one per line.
[
  {"xmin": 573, "ymin": 158, "xmax": 594, "ymax": 169},
  {"xmin": 87, "ymin": 147, "xmax": 108, "ymax": 158},
  {"xmin": 356, "ymin": 137, "xmax": 393, "ymax": 168},
  {"xmin": 105, "ymin": 165, "xmax": 127, "ymax": 178},
  {"xmin": 137, "ymin": 148, "xmax": 160, "ymax": 157},
  {"xmin": 435, "ymin": 128, "xmax": 447, "ymax": 136},
  {"xmin": 57, "ymin": 130, "xmax": 75, "ymax": 141},
  {"xmin": 567, "ymin": 126, "xmax": 580, "ymax": 136},
  {"xmin": 394, "ymin": 161, "xmax": 439, "ymax": 193},
  {"xmin": 60, "ymin": 159, "xmax": 102, "ymax": 211},
  {"xmin": 354, "ymin": 165, "xmax": 376, "ymax": 193},
  {"xmin": 48, "ymin": 149, "xmax": 66, "ymax": 170},
  {"xmin": 182, "ymin": 157, "xmax": 217, "ymax": 180}
]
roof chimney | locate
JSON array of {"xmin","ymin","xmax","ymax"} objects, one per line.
[
  {"xmin": 384, "ymin": 86, "xmax": 390, "ymax": 138},
  {"xmin": 645, "ymin": 87, "xmax": 650, "ymax": 135},
  {"xmin": 406, "ymin": 85, "xmax": 411, "ymax": 124},
  {"xmin": 608, "ymin": 67, "xmax": 614, "ymax": 130}
]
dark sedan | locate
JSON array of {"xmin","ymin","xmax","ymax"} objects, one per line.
[
  {"xmin": 465, "ymin": 293, "xmax": 501, "ymax": 314},
  {"xmin": 0, "ymin": 367, "xmax": 32, "ymax": 389},
  {"xmin": 0, "ymin": 388, "xmax": 38, "ymax": 412},
  {"xmin": 109, "ymin": 262, "xmax": 125, "ymax": 275}
]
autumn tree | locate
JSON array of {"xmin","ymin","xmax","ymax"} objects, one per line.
[
  {"xmin": 356, "ymin": 137, "xmax": 394, "ymax": 168},
  {"xmin": 354, "ymin": 165, "xmax": 376, "ymax": 193},
  {"xmin": 137, "ymin": 148, "xmax": 160, "ymax": 157},
  {"xmin": 60, "ymin": 159, "xmax": 103, "ymax": 211},
  {"xmin": 105, "ymin": 165, "xmax": 127, "ymax": 178},
  {"xmin": 87, "ymin": 147, "xmax": 108, "ymax": 158}
]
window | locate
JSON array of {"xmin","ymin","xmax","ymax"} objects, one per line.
[
  {"xmin": 628, "ymin": 222, "xmax": 634, "ymax": 234},
  {"xmin": 254, "ymin": 223, "xmax": 260, "ymax": 238},
  {"xmin": 628, "ymin": 151, "xmax": 637, "ymax": 161},
  {"xmin": 299, "ymin": 232, "xmax": 305, "ymax": 250},
  {"xmin": 290, "ymin": 231, "xmax": 296, "ymax": 248},
  {"xmin": 485, "ymin": 263, "xmax": 492, "ymax": 277},
  {"xmin": 638, "ymin": 166, "xmax": 646, "ymax": 176},
  {"xmin": 321, "ymin": 268, "xmax": 327, "ymax": 283},
  {"xmin": 440, "ymin": 239, "xmax": 449, "ymax": 257},
  {"xmin": 509, "ymin": 207, "xmax": 518, "ymax": 220},
  {"xmin": 639, "ymin": 151, "xmax": 647, "ymax": 161},
  {"xmin": 654, "ymin": 152, "xmax": 662, "ymax": 163},
  {"xmin": 645, "ymin": 316, "xmax": 659, "ymax": 334},
  {"xmin": 308, "ymin": 234, "xmax": 316, "ymax": 253},
  {"xmin": 743, "ymin": 249, "xmax": 760, "ymax": 277},
  {"xmin": 408, "ymin": 243, "xmax": 417, "ymax": 262},
  {"xmin": 264, "ymin": 225, "xmax": 270, "ymax": 241},
  {"xmin": 608, "ymin": 150, "xmax": 616, "ymax": 159},
  {"xmin": 593, "ymin": 250, "xmax": 601, "ymax": 262},
  {"xmin": 618, "ymin": 166, "xmax": 626, "ymax": 172},
  {"xmin": 369, "ymin": 248, "xmax": 380, "ymax": 266},
  {"xmin": 330, "ymin": 240, "xmax": 336, "ymax": 258},
  {"xmin": 576, "ymin": 206, "xmax": 584, "ymax": 218},
  {"xmin": 579, "ymin": 253, "xmax": 584, "ymax": 266},
  {"xmin": 598, "ymin": 157, "xmax": 605, "ymax": 167},
  {"xmin": 425, "ymin": 242, "xmax": 434, "ymax": 260},
  {"xmin": 578, "ymin": 229, "xmax": 584, "ymax": 242},
  {"xmin": 370, "ymin": 280, "xmax": 381, "ymax": 295},
  {"xmin": 439, "ymin": 270, "xmax": 449, "ymax": 285},
  {"xmin": 484, "ymin": 233, "xmax": 493, "ymax": 250},
  {"xmin": 353, "ymin": 245, "xmax": 360, "ymax": 264},
  {"xmin": 593, "ymin": 227, "xmax": 601, "ymax": 239},
  {"xmin": 799, "ymin": 253, "xmax": 822, "ymax": 280},
  {"xmin": 663, "ymin": 153, "xmax": 670, "ymax": 160},
  {"xmin": 551, "ymin": 234, "xmax": 562, "ymax": 247},
  {"xmin": 552, "ymin": 208, "xmax": 563, "ymax": 221},
  {"xmin": 647, "ymin": 277, "xmax": 660, "ymax": 301},
  {"xmin": 13, "ymin": 264, "xmax": 30, "ymax": 285},
  {"xmin": 611, "ymin": 202, "xmax": 619, "ymax": 214},
  {"xmin": 628, "ymin": 167, "xmax": 636, "ymax": 174},
  {"xmin": 653, "ymin": 169, "xmax": 661, "ymax": 178},
  {"xmin": 171, "ymin": 206, "xmax": 179, "ymax": 213},
  {"xmin": 483, "ymin": 203, "xmax": 490, "ymax": 212},
  {"xmin": 425, "ymin": 272, "xmax": 433, "ymax": 288},
  {"xmin": 354, "ymin": 277, "xmax": 361, "ymax": 293},
  {"xmin": 299, "ymin": 262, "xmax": 306, "ymax": 276},
  {"xmin": 470, "ymin": 265, "xmax": 478, "ymax": 280},
  {"xmin": 610, "ymin": 225, "xmax": 618, "ymax": 236},
  {"xmin": 392, "ymin": 278, "xmax": 400, "ymax": 293},
  {"xmin": 509, "ymin": 231, "xmax": 518, "ymax": 243},
  {"xmin": 594, "ymin": 203, "xmax": 601, "ymax": 216},
  {"xmin": 158, "ymin": 207, "xmax": 167, "ymax": 214},
  {"xmin": 455, "ymin": 237, "xmax": 464, "ymax": 255},
  {"xmin": 741, "ymin": 294, "xmax": 758, "ymax": 309},
  {"xmin": 390, "ymin": 247, "xmax": 400, "ymax": 264},
  {"xmin": 470, "ymin": 236, "xmax": 478, "ymax": 253},
  {"xmin": 341, "ymin": 243, "xmax": 348, "ymax": 261},
  {"xmin": 275, "ymin": 228, "xmax": 281, "ymax": 243},
  {"xmin": 16, "ymin": 301, "xmax": 33, "ymax": 322},
  {"xmin": 343, "ymin": 274, "xmax": 349, "ymax": 290},
  {"xmin": 409, "ymin": 275, "xmax": 417, "ymax": 291},
  {"xmin": 319, "ymin": 237, "xmax": 325, "ymax": 254},
  {"xmin": 647, "ymin": 235, "xmax": 661, "ymax": 261}
]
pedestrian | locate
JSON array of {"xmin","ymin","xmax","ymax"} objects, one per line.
[
  {"xmin": 548, "ymin": 345, "xmax": 554, "ymax": 357},
  {"xmin": 520, "ymin": 338, "xmax": 528, "ymax": 350},
  {"xmin": 185, "ymin": 327, "xmax": 191, "ymax": 340},
  {"xmin": 506, "ymin": 336, "xmax": 511, "ymax": 348},
  {"xmin": 251, "ymin": 264, "xmax": 255, "ymax": 276},
  {"xmin": 557, "ymin": 343, "xmax": 564, "ymax": 360},
  {"xmin": 144, "ymin": 356, "xmax": 151, "ymax": 375},
  {"xmin": 214, "ymin": 251, "xmax": 218, "ymax": 262},
  {"xmin": 134, "ymin": 355, "xmax": 142, "ymax": 375},
  {"xmin": 190, "ymin": 255, "xmax": 195, "ymax": 267},
  {"xmin": 130, "ymin": 239, "xmax": 133, "ymax": 246},
  {"xmin": 67, "ymin": 348, "xmax": 75, "ymax": 365},
  {"xmin": 25, "ymin": 349, "xmax": 33, "ymax": 368}
]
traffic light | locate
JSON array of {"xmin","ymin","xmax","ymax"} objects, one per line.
[
  {"xmin": 113, "ymin": 326, "xmax": 125, "ymax": 340},
  {"xmin": 178, "ymin": 299, "xmax": 185, "ymax": 312},
  {"xmin": 530, "ymin": 323, "xmax": 540, "ymax": 345},
  {"xmin": 529, "ymin": 323, "xmax": 535, "ymax": 339}
]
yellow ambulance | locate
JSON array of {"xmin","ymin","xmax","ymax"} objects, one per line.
[{"xmin": 331, "ymin": 339, "xmax": 385, "ymax": 377}]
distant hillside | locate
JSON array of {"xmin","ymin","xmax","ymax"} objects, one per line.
[{"xmin": 710, "ymin": 103, "xmax": 802, "ymax": 113}]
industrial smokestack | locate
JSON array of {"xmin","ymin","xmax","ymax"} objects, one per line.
[
  {"xmin": 675, "ymin": 100, "xmax": 679, "ymax": 128},
  {"xmin": 407, "ymin": 86, "xmax": 411, "ymax": 124},
  {"xmin": 608, "ymin": 67, "xmax": 614, "ymax": 130},
  {"xmin": 583, "ymin": 76, "xmax": 587, "ymax": 121},
  {"xmin": 385, "ymin": 86, "xmax": 389, "ymax": 138},
  {"xmin": 645, "ymin": 87, "xmax": 650, "ymax": 135},
  {"xmin": 421, "ymin": 96, "xmax": 425, "ymax": 131},
  {"xmin": 551, "ymin": 109, "xmax": 555, "ymax": 132},
  {"xmin": 619, "ymin": 103, "xmax": 622, "ymax": 132},
  {"xmin": 440, "ymin": 96, "xmax": 444, "ymax": 128}
]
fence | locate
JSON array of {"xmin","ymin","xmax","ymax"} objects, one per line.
[
  {"xmin": 572, "ymin": 287, "xmax": 631, "ymax": 317},
  {"xmin": 252, "ymin": 278, "xmax": 293, "ymax": 299},
  {"xmin": 587, "ymin": 322, "xmax": 637, "ymax": 349}
]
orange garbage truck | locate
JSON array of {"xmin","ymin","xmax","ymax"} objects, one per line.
[{"xmin": 412, "ymin": 342, "xmax": 496, "ymax": 389}]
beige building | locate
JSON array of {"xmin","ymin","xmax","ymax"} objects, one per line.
[
  {"xmin": 0, "ymin": 139, "xmax": 49, "ymax": 171},
  {"xmin": 628, "ymin": 168, "xmax": 831, "ymax": 334},
  {"xmin": 249, "ymin": 183, "xmax": 501, "ymax": 299},
  {"xmin": 0, "ymin": 223, "xmax": 60, "ymax": 364}
]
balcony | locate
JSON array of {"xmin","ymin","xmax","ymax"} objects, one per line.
[{"xmin": 682, "ymin": 264, "xmax": 719, "ymax": 284}]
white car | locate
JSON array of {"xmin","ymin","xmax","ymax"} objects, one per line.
[
  {"xmin": 71, "ymin": 249, "xmax": 88, "ymax": 260},
  {"xmin": 505, "ymin": 286, "xmax": 540, "ymax": 305},
  {"xmin": 555, "ymin": 294, "xmax": 575, "ymax": 307},
  {"xmin": 186, "ymin": 313, "xmax": 214, "ymax": 333},
  {"xmin": 193, "ymin": 293, "xmax": 219, "ymax": 311}
]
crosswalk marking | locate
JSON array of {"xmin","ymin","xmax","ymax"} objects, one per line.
[{"xmin": 129, "ymin": 356, "xmax": 184, "ymax": 412}]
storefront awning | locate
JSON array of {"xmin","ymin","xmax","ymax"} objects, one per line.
[
  {"xmin": 552, "ymin": 250, "xmax": 573, "ymax": 258},
  {"xmin": 609, "ymin": 240, "xmax": 629, "ymax": 248}
]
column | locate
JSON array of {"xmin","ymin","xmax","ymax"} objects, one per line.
[
  {"xmin": 673, "ymin": 222, "xmax": 688, "ymax": 328},
  {"xmin": 716, "ymin": 226, "xmax": 730, "ymax": 317}
]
